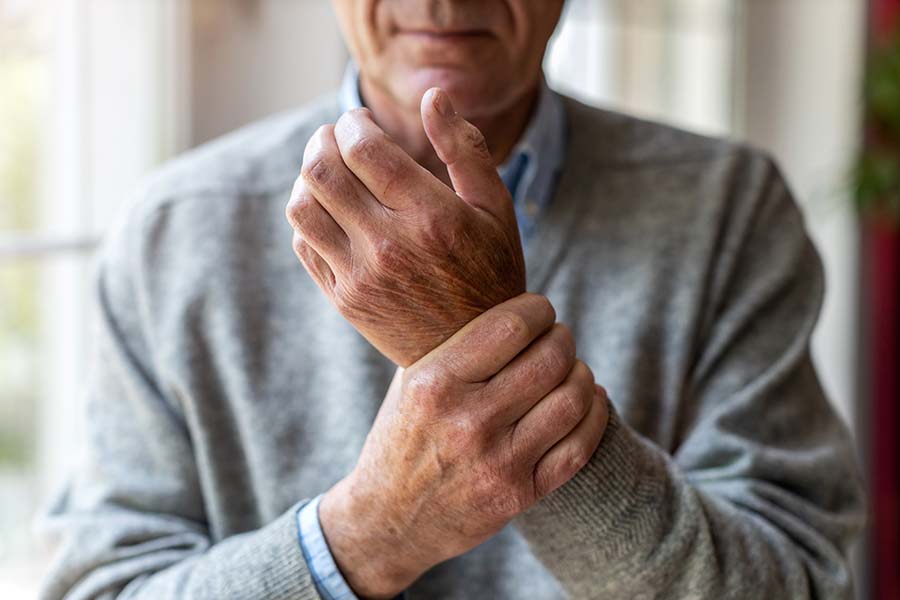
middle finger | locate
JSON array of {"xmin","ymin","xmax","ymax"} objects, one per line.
[{"xmin": 301, "ymin": 123, "xmax": 382, "ymax": 240}]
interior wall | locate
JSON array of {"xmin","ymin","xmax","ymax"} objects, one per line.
[
  {"xmin": 739, "ymin": 0, "xmax": 867, "ymax": 432},
  {"xmin": 189, "ymin": 0, "xmax": 347, "ymax": 146},
  {"xmin": 738, "ymin": 4, "xmax": 869, "ymax": 596},
  {"xmin": 547, "ymin": 0, "xmax": 737, "ymax": 136}
]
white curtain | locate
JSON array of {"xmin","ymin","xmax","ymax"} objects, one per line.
[
  {"xmin": 37, "ymin": 0, "xmax": 192, "ymax": 520},
  {"xmin": 547, "ymin": 0, "xmax": 738, "ymax": 136}
]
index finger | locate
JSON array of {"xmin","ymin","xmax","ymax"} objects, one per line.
[
  {"xmin": 333, "ymin": 108, "xmax": 450, "ymax": 211},
  {"xmin": 420, "ymin": 293, "xmax": 556, "ymax": 383}
]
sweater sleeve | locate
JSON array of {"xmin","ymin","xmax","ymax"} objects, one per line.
[
  {"xmin": 514, "ymin": 158, "xmax": 866, "ymax": 598},
  {"xmin": 37, "ymin": 203, "xmax": 321, "ymax": 600}
]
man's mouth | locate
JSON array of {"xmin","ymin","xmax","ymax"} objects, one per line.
[{"xmin": 396, "ymin": 28, "xmax": 493, "ymax": 42}]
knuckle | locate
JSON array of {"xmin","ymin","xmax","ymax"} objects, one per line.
[
  {"xmin": 417, "ymin": 208, "xmax": 461, "ymax": 250},
  {"xmin": 555, "ymin": 386, "xmax": 589, "ymax": 427},
  {"xmin": 285, "ymin": 198, "xmax": 302, "ymax": 227},
  {"xmin": 447, "ymin": 414, "xmax": 481, "ymax": 447},
  {"xmin": 343, "ymin": 107, "xmax": 371, "ymax": 124},
  {"xmin": 542, "ymin": 348, "xmax": 569, "ymax": 382},
  {"xmin": 290, "ymin": 231, "xmax": 307, "ymax": 257},
  {"xmin": 596, "ymin": 383, "xmax": 609, "ymax": 400},
  {"xmin": 314, "ymin": 123, "xmax": 334, "ymax": 139},
  {"xmin": 418, "ymin": 215, "xmax": 444, "ymax": 247},
  {"xmin": 564, "ymin": 442, "xmax": 594, "ymax": 475},
  {"xmin": 533, "ymin": 468, "xmax": 554, "ymax": 499},
  {"xmin": 572, "ymin": 359, "xmax": 595, "ymax": 389},
  {"xmin": 369, "ymin": 237, "xmax": 406, "ymax": 272},
  {"xmin": 285, "ymin": 191, "xmax": 315, "ymax": 230},
  {"xmin": 334, "ymin": 109, "xmax": 365, "ymax": 137},
  {"xmin": 565, "ymin": 433, "xmax": 599, "ymax": 478},
  {"xmin": 541, "ymin": 330, "xmax": 575, "ymax": 381},
  {"xmin": 345, "ymin": 132, "xmax": 382, "ymax": 165},
  {"xmin": 308, "ymin": 124, "xmax": 333, "ymax": 151},
  {"xmin": 555, "ymin": 322, "xmax": 575, "ymax": 355},
  {"xmin": 492, "ymin": 310, "xmax": 530, "ymax": 345},
  {"xmin": 404, "ymin": 364, "xmax": 452, "ymax": 406},
  {"xmin": 301, "ymin": 154, "xmax": 332, "ymax": 188},
  {"xmin": 527, "ymin": 294, "xmax": 556, "ymax": 324}
]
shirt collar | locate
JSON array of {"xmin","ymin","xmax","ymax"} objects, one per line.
[
  {"xmin": 338, "ymin": 63, "xmax": 567, "ymax": 240},
  {"xmin": 338, "ymin": 62, "xmax": 365, "ymax": 115}
]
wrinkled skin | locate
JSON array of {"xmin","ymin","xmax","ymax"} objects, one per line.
[
  {"xmin": 286, "ymin": 89, "xmax": 526, "ymax": 367},
  {"xmin": 319, "ymin": 295, "xmax": 608, "ymax": 598}
]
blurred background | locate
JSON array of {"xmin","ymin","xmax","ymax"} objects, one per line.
[{"xmin": 0, "ymin": 0, "xmax": 896, "ymax": 598}]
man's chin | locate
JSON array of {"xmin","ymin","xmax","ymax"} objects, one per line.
[{"xmin": 400, "ymin": 67, "xmax": 511, "ymax": 120}]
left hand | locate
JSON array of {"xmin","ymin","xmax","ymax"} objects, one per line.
[
  {"xmin": 285, "ymin": 88, "xmax": 526, "ymax": 367},
  {"xmin": 319, "ymin": 295, "xmax": 608, "ymax": 598}
]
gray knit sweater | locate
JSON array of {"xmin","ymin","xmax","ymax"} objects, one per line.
[{"xmin": 40, "ymin": 93, "xmax": 865, "ymax": 599}]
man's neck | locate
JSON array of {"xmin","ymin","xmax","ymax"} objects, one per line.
[{"xmin": 359, "ymin": 76, "xmax": 539, "ymax": 187}]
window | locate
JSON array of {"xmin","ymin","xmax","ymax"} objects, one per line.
[
  {"xmin": 0, "ymin": 1, "xmax": 58, "ymax": 593},
  {"xmin": 0, "ymin": 0, "xmax": 191, "ymax": 595}
]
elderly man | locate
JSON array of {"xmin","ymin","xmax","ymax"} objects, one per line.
[{"xmin": 42, "ymin": 1, "xmax": 864, "ymax": 598}]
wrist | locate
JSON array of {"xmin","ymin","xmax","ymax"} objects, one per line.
[{"xmin": 319, "ymin": 474, "xmax": 425, "ymax": 599}]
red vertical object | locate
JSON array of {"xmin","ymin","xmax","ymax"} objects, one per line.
[
  {"xmin": 874, "ymin": 0, "xmax": 900, "ymax": 33},
  {"xmin": 866, "ymin": 1, "xmax": 900, "ymax": 598},
  {"xmin": 865, "ymin": 222, "xmax": 899, "ymax": 600}
]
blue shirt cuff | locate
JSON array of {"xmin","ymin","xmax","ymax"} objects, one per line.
[{"xmin": 297, "ymin": 495, "xmax": 360, "ymax": 600}]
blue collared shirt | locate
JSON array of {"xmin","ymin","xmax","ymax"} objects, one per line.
[{"xmin": 297, "ymin": 65, "xmax": 568, "ymax": 600}]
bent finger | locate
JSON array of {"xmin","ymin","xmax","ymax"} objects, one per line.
[
  {"xmin": 511, "ymin": 360, "xmax": 594, "ymax": 466},
  {"xmin": 286, "ymin": 176, "xmax": 352, "ymax": 274},
  {"xmin": 484, "ymin": 324, "xmax": 577, "ymax": 426},
  {"xmin": 334, "ymin": 108, "xmax": 449, "ymax": 211},
  {"xmin": 292, "ymin": 232, "xmax": 336, "ymax": 295},
  {"xmin": 532, "ymin": 385, "xmax": 609, "ymax": 498},
  {"xmin": 301, "ymin": 124, "xmax": 382, "ymax": 239}
]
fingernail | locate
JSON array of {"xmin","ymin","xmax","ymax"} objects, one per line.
[{"xmin": 432, "ymin": 89, "xmax": 455, "ymax": 119}]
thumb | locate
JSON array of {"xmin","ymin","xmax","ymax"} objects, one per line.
[{"xmin": 420, "ymin": 87, "xmax": 508, "ymax": 214}]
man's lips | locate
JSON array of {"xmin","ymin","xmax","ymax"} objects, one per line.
[{"xmin": 396, "ymin": 28, "xmax": 493, "ymax": 42}]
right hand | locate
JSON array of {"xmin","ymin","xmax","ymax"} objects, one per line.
[
  {"xmin": 319, "ymin": 293, "xmax": 609, "ymax": 598},
  {"xmin": 286, "ymin": 89, "xmax": 527, "ymax": 368}
]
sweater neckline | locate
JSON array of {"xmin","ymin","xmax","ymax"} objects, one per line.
[{"xmin": 523, "ymin": 98, "xmax": 597, "ymax": 294}]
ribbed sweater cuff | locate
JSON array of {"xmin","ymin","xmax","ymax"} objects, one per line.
[
  {"xmin": 522, "ymin": 400, "xmax": 669, "ymax": 562},
  {"xmin": 218, "ymin": 500, "xmax": 320, "ymax": 599}
]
